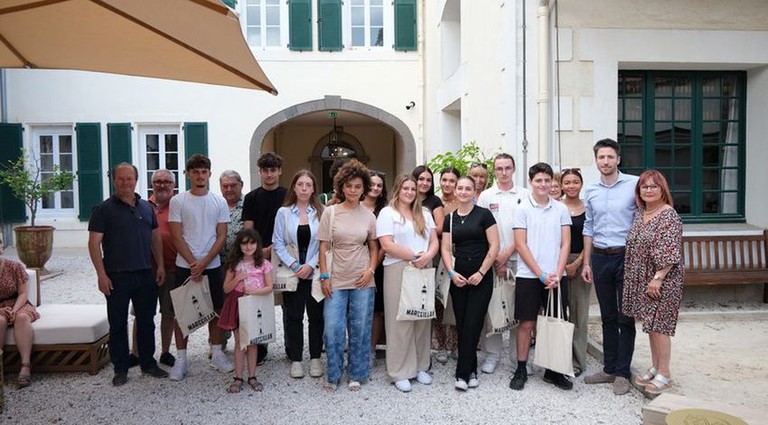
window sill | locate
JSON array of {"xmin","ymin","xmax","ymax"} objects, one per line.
[{"xmin": 683, "ymin": 222, "xmax": 765, "ymax": 237}]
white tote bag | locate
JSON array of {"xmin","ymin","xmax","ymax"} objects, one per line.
[
  {"xmin": 170, "ymin": 275, "xmax": 217, "ymax": 338},
  {"xmin": 434, "ymin": 212, "xmax": 455, "ymax": 307},
  {"xmin": 396, "ymin": 266, "xmax": 437, "ymax": 321},
  {"xmin": 485, "ymin": 271, "xmax": 517, "ymax": 337},
  {"xmin": 533, "ymin": 287, "xmax": 575, "ymax": 377},
  {"xmin": 238, "ymin": 293, "xmax": 276, "ymax": 350},
  {"xmin": 272, "ymin": 212, "xmax": 299, "ymax": 293},
  {"xmin": 312, "ymin": 205, "xmax": 335, "ymax": 302}
]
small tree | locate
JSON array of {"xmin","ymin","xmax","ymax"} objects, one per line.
[
  {"xmin": 426, "ymin": 141, "xmax": 498, "ymax": 191},
  {"xmin": 0, "ymin": 149, "xmax": 76, "ymax": 227}
]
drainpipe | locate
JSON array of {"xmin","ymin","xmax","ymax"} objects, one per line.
[
  {"xmin": 537, "ymin": 0, "xmax": 551, "ymax": 162},
  {"xmin": 1, "ymin": 69, "xmax": 7, "ymax": 123}
]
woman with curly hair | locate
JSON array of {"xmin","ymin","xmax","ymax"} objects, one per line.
[{"xmin": 317, "ymin": 159, "xmax": 379, "ymax": 391}]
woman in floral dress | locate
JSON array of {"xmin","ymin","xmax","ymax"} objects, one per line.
[{"xmin": 623, "ymin": 169, "xmax": 684, "ymax": 395}]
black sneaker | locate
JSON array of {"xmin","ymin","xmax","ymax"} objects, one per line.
[
  {"xmin": 543, "ymin": 369, "xmax": 573, "ymax": 390},
  {"xmin": 112, "ymin": 372, "xmax": 128, "ymax": 387},
  {"xmin": 256, "ymin": 344, "xmax": 268, "ymax": 365},
  {"xmin": 142, "ymin": 365, "xmax": 169, "ymax": 379},
  {"xmin": 509, "ymin": 368, "xmax": 527, "ymax": 391},
  {"xmin": 128, "ymin": 354, "xmax": 140, "ymax": 368},
  {"xmin": 159, "ymin": 352, "xmax": 176, "ymax": 367}
]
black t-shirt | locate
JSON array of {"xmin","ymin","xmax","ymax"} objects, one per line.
[
  {"xmin": 88, "ymin": 194, "xmax": 157, "ymax": 272},
  {"xmin": 570, "ymin": 212, "xmax": 585, "ymax": 253},
  {"xmin": 422, "ymin": 195, "xmax": 444, "ymax": 213},
  {"xmin": 443, "ymin": 206, "xmax": 496, "ymax": 260},
  {"xmin": 242, "ymin": 186, "xmax": 287, "ymax": 247}
]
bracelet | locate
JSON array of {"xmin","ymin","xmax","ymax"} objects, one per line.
[
  {"xmin": 540, "ymin": 273, "xmax": 547, "ymax": 284},
  {"xmin": 478, "ymin": 270, "xmax": 485, "ymax": 277},
  {"xmin": 449, "ymin": 270, "xmax": 455, "ymax": 279},
  {"xmin": 413, "ymin": 254, "xmax": 419, "ymax": 261},
  {"xmin": 290, "ymin": 263, "xmax": 300, "ymax": 272},
  {"xmin": 319, "ymin": 272, "xmax": 330, "ymax": 281}
]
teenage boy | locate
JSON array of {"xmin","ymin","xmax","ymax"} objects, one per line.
[
  {"xmin": 168, "ymin": 154, "xmax": 232, "ymax": 381},
  {"xmin": 242, "ymin": 152, "xmax": 288, "ymax": 364},
  {"xmin": 508, "ymin": 162, "xmax": 572, "ymax": 391}
]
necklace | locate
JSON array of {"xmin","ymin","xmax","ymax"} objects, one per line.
[
  {"xmin": 644, "ymin": 203, "xmax": 664, "ymax": 215},
  {"xmin": 456, "ymin": 207, "xmax": 473, "ymax": 224}
]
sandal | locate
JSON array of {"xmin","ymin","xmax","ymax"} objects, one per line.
[
  {"xmin": 348, "ymin": 380, "xmax": 361, "ymax": 392},
  {"xmin": 645, "ymin": 374, "xmax": 673, "ymax": 394},
  {"xmin": 16, "ymin": 362, "xmax": 31, "ymax": 389},
  {"xmin": 633, "ymin": 367, "xmax": 658, "ymax": 386},
  {"xmin": 247, "ymin": 376, "xmax": 263, "ymax": 392},
  {"xmin": 227, "ymin": 377, "xmax": 244, "ymax": 393}
]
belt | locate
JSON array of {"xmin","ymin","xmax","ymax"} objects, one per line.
[{"xmin": 593, "ymin": 246, "xmax": 625, "ymax": 255}]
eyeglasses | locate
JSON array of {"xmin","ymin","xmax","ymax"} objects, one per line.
[
  {"xmin": 469, "ymin": 163, "xmax": 488, "ymax": 169},
  {"xmin": 153, "ymin": 180, "xmax": 173, "ymax": 186},
  {"xmin": 562, "ymin": 168, "xmax": 581, "ymax": 173},
  {"xmin": 640, "ymin": 185, "xmax": 660, "ymax": 192}
]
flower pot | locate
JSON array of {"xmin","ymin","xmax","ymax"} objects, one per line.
[{"xmin": 13, "ymin": 225, "xmax": 54, "ymax": 273}]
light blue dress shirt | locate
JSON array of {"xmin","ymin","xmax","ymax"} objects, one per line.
[
  {"xmin": 272, "ymin": 204, "xmax": 321, "ymax": 270},
  {"xmin": 582, "ymin": 172, "xmax": 639, "ymax": 248}
]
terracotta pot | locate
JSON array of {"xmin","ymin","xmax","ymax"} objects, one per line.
[{"xmin": 13, "ymin": 225, "xmax": 54, "ymax": 272}]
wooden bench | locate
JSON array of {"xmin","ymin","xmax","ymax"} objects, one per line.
[{"xmin": 682, "ymin": 229, "xmax": 768, "ymax": 303}]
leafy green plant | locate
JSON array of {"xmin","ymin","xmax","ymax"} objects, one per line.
[
  {"xmin": 426, "ymin": 141, "xmax": 498, "ymax": 188},
  {"xmin": 0, "ymin": 149, "xmax": 76, "ymax": 227}
]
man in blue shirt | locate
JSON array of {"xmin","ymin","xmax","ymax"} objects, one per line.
[
  {"xmin": 88, "ymin": 163, "xmax": 168, "ymax": 386},
  {"xmin": 581, "ymin": 138, "xmax": 639, "ymax": 395}
]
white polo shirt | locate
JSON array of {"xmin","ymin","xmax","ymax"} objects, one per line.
[
  {"xmin": 477, "ymin": 182, "xmax": 529, "ymax": 267},
  {"xmin": 512, "ymin": 195, "xmax": 571, "ymax": 279}
]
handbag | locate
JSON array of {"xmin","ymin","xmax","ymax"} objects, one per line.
[
  {"xmin": 397, "ymin": 265, "xmax": 437, "ymax": 321},
  {"xmin": 312, "ymin": 205, "xmax": 335, "ymax": 302},
  {"xmin": 533, "ymin": 287, "xmax": 575, "ymax": 377},
  {"xmin": 435, "ymin": 212, "xmax": 455, "ymax": 307},
  {"xmin": 485, "ymin": 270, "xmax": 517, "ymax": 336},
  {"xmin": 238, "ymin": 293, "xmax": 276, "ymax": 349},
  {"xmin": 170, "ymin": 275, "xmax": 217, "ymax": 338},
  {"xmin": 271, "ymin": 211, "xmax": 299, "ymax": 293}
]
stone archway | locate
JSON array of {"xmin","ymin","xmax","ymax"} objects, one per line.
[{"xmin": 248, "ymin": 95, "xmax": 416, "ymax": 188}]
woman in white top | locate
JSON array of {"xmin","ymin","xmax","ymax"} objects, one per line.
[{"xmin": 377, "ymin": 174, "xmax": 439, "ymax": 392}]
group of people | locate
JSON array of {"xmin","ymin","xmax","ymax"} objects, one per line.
[{"xmin": 0, "ymin": 138, "xmax": 684, "ymax": 397}]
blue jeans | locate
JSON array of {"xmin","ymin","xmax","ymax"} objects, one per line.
[
  {"xmin": 105, "ymin": 270, "xmax": 158, "ymax": 373},
  {"xmin": 323, "ymin": 287, "xmax": 375, "ymax": 384},
  {"xmin": 592, "ymin": 252, "xmax": 635, "ymax": 379}
]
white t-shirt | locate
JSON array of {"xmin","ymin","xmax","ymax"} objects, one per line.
[
  {"xmin": 376, "ymin": 206, "xmax": 435, "ymax": 266},
  {"xmin": 169, "ymin": 191, "xmax": 230, "ymax": 269},
  {"xmin": 512, "ymin": 195, "xmax": 571, "ymax": 279},
  {"xmin": 477, "ymin": 182, "xmax": 530, "ymax": 266}
]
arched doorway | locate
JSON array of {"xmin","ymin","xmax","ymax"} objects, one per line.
[{"xmin": 248, "ymin": 96, "xmax": 416, "ymax": 190}]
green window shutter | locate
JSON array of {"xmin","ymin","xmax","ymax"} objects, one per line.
[
  {"xmin": 289, "ymin": 0, "xmax": 313, "ymax": 51},
  {"xmin": 318, "ymin": 0, "xmax": 342, "ymax": 52},
  {"xmin": 394, "ymin": 0, "xmax": 417, "ymax": 52},
  {"xmin": 183, "ymin": 122, "xmax": 209, "ymax": 189},
  {"xmin": 107, "ymin": 123, "xmax": 132, "ymax": 195},
  {"xmin": 75, "ymin": 123, "xmax": 103, "ymax": 221},
  {"xmin": 0, "ymin": 123, "xmax": 26, "ymax": 223}
]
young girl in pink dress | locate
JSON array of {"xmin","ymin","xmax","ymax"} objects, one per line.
[{"xmin": 219, "ymin": 228, "xmax": 273, "ymax": 393}]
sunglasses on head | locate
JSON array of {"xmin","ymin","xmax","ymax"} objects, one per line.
[{"xmin": 470, "ymin": 162, "xmax": 488, "ymax": 169}]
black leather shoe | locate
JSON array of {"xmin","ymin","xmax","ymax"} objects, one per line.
[
  {"xmin": 509, "ymin": 368, "xmax": 527, "ymax": 391},
  {"xmin": 543, "ymin": 370, "xmax": 573, "ymax": 390},
  {"xmin": 113, "ymin": 372, "xmax": 128, "ymax": 386},
  {"xmin": 159, "ymin": 352, "xmax": 176, "ymax": 367},
  {"xmin": 142, "ymin": 365, "xmax": 169, "ymax": 379}
]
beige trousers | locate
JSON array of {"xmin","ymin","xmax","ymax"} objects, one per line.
[{"xmin": 383, "ymin": 261, "xmax": 432, "ymax": 382}]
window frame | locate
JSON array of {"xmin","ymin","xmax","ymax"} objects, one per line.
[
  {"xmin": 617, "ymin": 70, "xmax": 747, "ymax": 223},
  {"xmin": 242, "ymin": 0, "xmax": 286, "ymax": 49},
  {"xmin": 137, "ymin": 124, "xmax": 184, "ymax": 198},
  {"xmin": 30, "ymin": 125, "xmax": 78, "ymax": 219},
  {"xmin": 343, "ymin": 0, "xmax": 392, "ymax": 50}
]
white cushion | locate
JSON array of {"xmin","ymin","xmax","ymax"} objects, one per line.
[
  {"xmin": 26, "ymin": 269, "xmax": 38, "ymax": 306},
  {"xmin": 4, "ymin": 304, "xmax": 109, "ymax": 345}
]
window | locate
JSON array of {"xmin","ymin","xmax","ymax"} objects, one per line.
[
  {"xmin": 138, "ymin": 125, "xmax": 182, "ymax": 197},
  {"xmin": 617, "ymin": 71, "xmax": 746, "ymax": 222},
  {"xmin": 245, "ymin": 0, "xmax": 282, "ymax": 48},
  {"xmin": 31, "ymin": 127, "xmax": 77, "ymax": 216},
  {"xmin": 350, "ymin": 0, "xmax": 384, "ymax": 47}
]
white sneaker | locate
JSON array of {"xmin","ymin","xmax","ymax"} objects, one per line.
[
  {"xmin": 454, "ymin": 378, "xmax": 468, "ymax": 391},
  {"xmin": 290, "ymin": 361, "xmax": 305, "ymax": 378},
  {"xmin": 468, "ymin": 372, "xmax": 479, "ymax": 388},
  {"xmin": 210, "ymin": 351, "xmax": 234, "ymax": 373},
  {"xmin": 394, "ymin": 379, "xmax": 412, "ymax": 392},
  {"xmin": 309, "ymin": 358, "xmax": 324, "ymax": 378},
  {"xmin": 169, "ymin": 357, "xmax": 187, "ymax": 381},
  {"xmin": 416, "ymin": 371, "xmax": 433, "ymax": 385},
  {"xmin": 480, "ymin": 356, "xmax": 499, "ymax": 374}
]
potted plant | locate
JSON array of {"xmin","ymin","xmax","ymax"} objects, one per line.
[
  {"xmin": 0, "ymin": 149, "xmax": 76, "ymax": 272},
  {"xmin": 426, "ymin": 141, "xmax": 497, "ymax": 193}
]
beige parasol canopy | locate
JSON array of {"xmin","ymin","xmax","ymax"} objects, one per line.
[{"xmin": 0, "ymin": 0, "xmax": 277, "ymax": 93}]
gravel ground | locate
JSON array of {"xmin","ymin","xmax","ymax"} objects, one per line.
[{"xmin": 1, "ymin": 250, "xmax": 649, "ymax": 424}]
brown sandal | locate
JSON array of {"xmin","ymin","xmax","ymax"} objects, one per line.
[
  {"xmin": 227, "ymin": 377, "xmax": 244, "ymax": 393},
  {"xmin": 247, "ymin": 376, "xmax": 263, "ymax": 391},
  {"xmin": 16, "ymin": 362, "xmax": 31, "ymax": 389}
]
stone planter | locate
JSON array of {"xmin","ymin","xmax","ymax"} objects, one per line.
[{"xmin": 14, "ymin": 225, "xmax": 54, "ymax": 273}]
